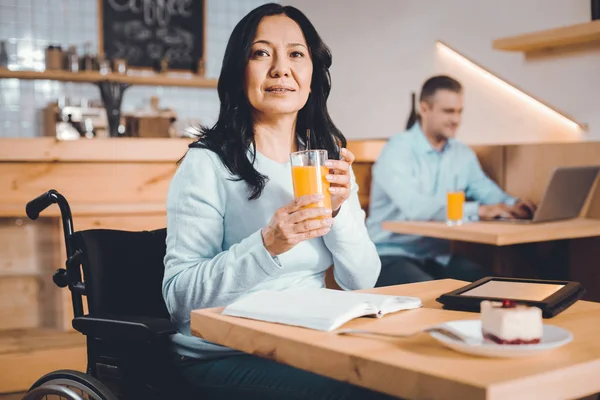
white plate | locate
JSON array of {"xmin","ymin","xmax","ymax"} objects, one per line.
[{"xmin": 429, "ymin": 320, "xmax": 573, "ymax": 358}]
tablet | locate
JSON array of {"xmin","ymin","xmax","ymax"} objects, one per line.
[{"xmin": 436, "ymin": 277, "xmax": 585, "ymax": 318}]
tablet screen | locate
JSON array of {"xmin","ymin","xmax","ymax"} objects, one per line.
[{"xmin": 459, "ymin": 280, "xmax": 565, "ymax": 301}]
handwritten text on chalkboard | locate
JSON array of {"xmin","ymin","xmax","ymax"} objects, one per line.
[{"xmin": 101, "ymin": 0, "xmax": 204, "ymax": 70}]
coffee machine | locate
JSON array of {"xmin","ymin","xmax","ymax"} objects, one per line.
[{"xmin": 43, "ymin": 99, "xmax": 109, "ymax": 140}]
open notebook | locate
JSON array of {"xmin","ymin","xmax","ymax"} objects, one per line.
[{"xmin": 222, "ymin": 288, "xmax": 422, "ymax": 331}]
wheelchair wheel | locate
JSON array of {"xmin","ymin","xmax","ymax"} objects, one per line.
[{"xmin": 23, "ymin": 369, "xmax": 117, "ymax": 400}]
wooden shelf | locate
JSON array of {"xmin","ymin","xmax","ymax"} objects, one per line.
[
  {"xmin": 0, "ymin": 68, "xmax": 218, "ymax": 88},
  {"xmin": 493, "ymin": 20, "xmax": 600, "ymax": 52}
]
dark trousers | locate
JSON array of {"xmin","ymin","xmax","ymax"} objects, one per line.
[
  {"xmin": 375, "ymin": 254, "xmax": 490, "ymax": 287},
  {"xmin": 175, "ymin": 353, "xmax": 400, "ymax": 400}
]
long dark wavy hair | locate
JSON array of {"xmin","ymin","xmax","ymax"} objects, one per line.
[{"xmin": 190, "ymin": 3, "xmax": 346, "ymax": 200}]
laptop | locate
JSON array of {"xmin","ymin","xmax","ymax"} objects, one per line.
[{"xmin": 486, "ymin": 165, "xmax": 600, "ymax": 224}]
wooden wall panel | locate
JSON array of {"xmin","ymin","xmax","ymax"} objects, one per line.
[
  {"xmin": 0, "ymin": 163, "xmax": 178, "ymax": 208},
  {"xmin": 346, "ymin": 140, "xmax": 386, "ymax": 163},
  {"xmin": 0, "ymin": 277, "xmax": 40, "ymax": 330},
  {"xmin": 353, "ymin": 163, "xmax": 374, "ymax": 211},
  {"xmin": 0, "ymin": 220, "xmax": 41, "ymax": 276},
  {"xmin": 470, "ymin": 145, "xmax": 506, "ymax": 189},
  {"xmin": 0, "ymin": 218, "xmax": 60, "ymax": 331},
  {"xmin": 0, "ymin": 137, "xmax": 191, "ymax": 162},
  {"xmin": 504, "ymin": 142, "xmax": 600, "ymax": 203},
  {"xmin": 38, "ymin": 219, "xmax": 64, "ymax": 330}
]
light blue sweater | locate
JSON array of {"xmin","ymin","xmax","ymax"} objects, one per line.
[{"xmin": 163, "ymin": 147, "xmax": 381, "ymax": 359}]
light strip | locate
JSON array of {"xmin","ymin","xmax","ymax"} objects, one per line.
[{"xmin": 436, "ymin": 40, "xmax": 587, "ymax": 131}]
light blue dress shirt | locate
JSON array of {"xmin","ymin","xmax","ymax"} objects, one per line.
[{"xmin": 366, "ymin": 123, "xmax": 516, "ymax": 264}]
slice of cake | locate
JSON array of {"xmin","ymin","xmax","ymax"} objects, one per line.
[{"xmin": 480, "ymin": 300, "xmax": 543, "ymax": 344}]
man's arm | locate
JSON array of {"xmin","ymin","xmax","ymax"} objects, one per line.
[
  {"xmin": 464, "ymin": 149, "xmax": 516, "ymax": 206},
  {"xmin": 463, "ymin": 149, "xmax": 537, "ymax": 219}
]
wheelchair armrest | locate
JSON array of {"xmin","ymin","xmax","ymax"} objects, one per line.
[{"xmin": 72, "ymin": 315, "xmax": 177, "ymax": 342}]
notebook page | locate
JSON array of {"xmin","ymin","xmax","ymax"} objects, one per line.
[
  {"xmin": 333, "ymin": 292, "xmax": 422, "ymax": 315},
  {"xmin": 222, "ymin": 288, "xmax": 378, "ymax": 331}
]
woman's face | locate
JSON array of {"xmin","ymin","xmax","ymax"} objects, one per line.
[{"xmin": 245, "ymin": 15, "xmax": 313, "ymax": 118}]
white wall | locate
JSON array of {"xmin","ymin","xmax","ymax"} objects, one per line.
[{"xmin": 285, "ymin": 0, "xmax": 600, "ymax": 144}]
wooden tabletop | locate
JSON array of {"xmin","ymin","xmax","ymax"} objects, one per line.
[
  {"xmin": 191, "ymin": 279, "xmax": 600, "ymax": 400},
  {"xmin": 382, "ymin": 218, "xmax": 600, "ymax": 246}
]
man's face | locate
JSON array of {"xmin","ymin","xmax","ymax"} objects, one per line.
[{"xmin": 419, "ymin": 89, "xmax": 463, "ymax": 140}]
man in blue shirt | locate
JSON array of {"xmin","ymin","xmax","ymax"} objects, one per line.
[{"xmin": 366, "ymin": 75, "xmax": 535, "ymax": 287}]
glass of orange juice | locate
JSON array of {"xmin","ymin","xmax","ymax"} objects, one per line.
[
  {"xmin": 446, "ymin": 191, "xmax": 465, "ymax": 226},
  {"xmin": 289, "ymin": 149, "xmax": 332, "ymax": 211}
]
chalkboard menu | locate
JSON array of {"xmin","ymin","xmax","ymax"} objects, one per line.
[{"xmin": 99, "ymin": 0, "xmax": 205, "ymax": 71}]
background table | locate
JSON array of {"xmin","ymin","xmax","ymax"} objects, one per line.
[{"xmin": 382, "ymin": 218, "xmax": 600, "ymax": 246}]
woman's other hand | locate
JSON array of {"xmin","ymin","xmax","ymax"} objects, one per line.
[{"xmin": 325, "ymin": 148, "xmax": 354, "ymax": 216}]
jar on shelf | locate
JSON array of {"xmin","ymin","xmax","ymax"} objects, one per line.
[
  {"xmin": 113, "ymin": 58, "xmax": 127, "ymax": 74},
  {"xmin": 45, "ymin": 45, "xmax": 63, "ymax": 70},
  {"xmin": 159, "ymin": 58, "xmax": 168, "ymax": 74},
  {"xmin": 65, "ymin": 45, "xmax": 79, "ymax": 73},
  {"xmin": 80, "ymin": 42, "xmax": 95, "ymax": 71},
  {"xmin": 98, "ymin": 55, "xmax": 111, "ymax": 75}
]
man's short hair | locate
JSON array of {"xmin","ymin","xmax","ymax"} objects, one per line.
[{"xmin": 419, "ymin": 75, "xmax": 462, "ymax": 103}]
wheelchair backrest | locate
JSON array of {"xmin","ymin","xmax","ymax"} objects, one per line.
[{"xmin": 69, "ymin": 228, "xmax": 170, "ymax": 319}]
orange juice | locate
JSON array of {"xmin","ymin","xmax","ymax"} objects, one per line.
[
  {"xmin": 446, "ymin": 191, "xmax": 465, "ymax": 222},
  {"xmin": 291, "ymin": 165, "xmax": 332, "ymax": 209}
]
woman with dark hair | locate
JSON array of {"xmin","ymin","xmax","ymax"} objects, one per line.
[{"xmin": 163, "ymin": 3, "xmax": 388, "ymax": 399}]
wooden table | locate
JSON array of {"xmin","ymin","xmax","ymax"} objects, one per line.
[
  {"xmin": 191, "ymin": 279, "xmax": 600, "ymax": 400},
  {"xmin": 382, "ymin": 218, "xmax": 600, "ymax": 246}
]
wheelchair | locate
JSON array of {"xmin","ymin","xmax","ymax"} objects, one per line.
[{"xmin": 21, "ymin": 190, "xmax": 191, "ymax": 400}]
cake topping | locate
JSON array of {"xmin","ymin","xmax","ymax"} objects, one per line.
[{"xmin": 501, "ymin": 299, "xmax": 517, "ymax": 308}]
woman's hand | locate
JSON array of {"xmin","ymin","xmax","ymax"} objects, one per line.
[
  {"xmin": 325, "ymin": 148, "xmax": 354, "ymax": 216},
  {"xmin": 261, "ymin": 194, "xmax": 334, "ymax": 256}
]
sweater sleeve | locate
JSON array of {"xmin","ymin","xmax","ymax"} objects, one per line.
[
  {"xmin": 322, "ymin": 167, "xmax": 381, "ymax": 290},
  {"xmin": 162, "ymin": 149, "xmax": 282, "ymax": 326}
]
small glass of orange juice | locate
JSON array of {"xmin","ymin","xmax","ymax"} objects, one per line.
[
  {"xmin": 446, "ymin": 191, "xmax": 465, "ymax": 226},
  {"xmin": 289, "ymin": 149, "xmax": 332, "ymax": 211}
]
